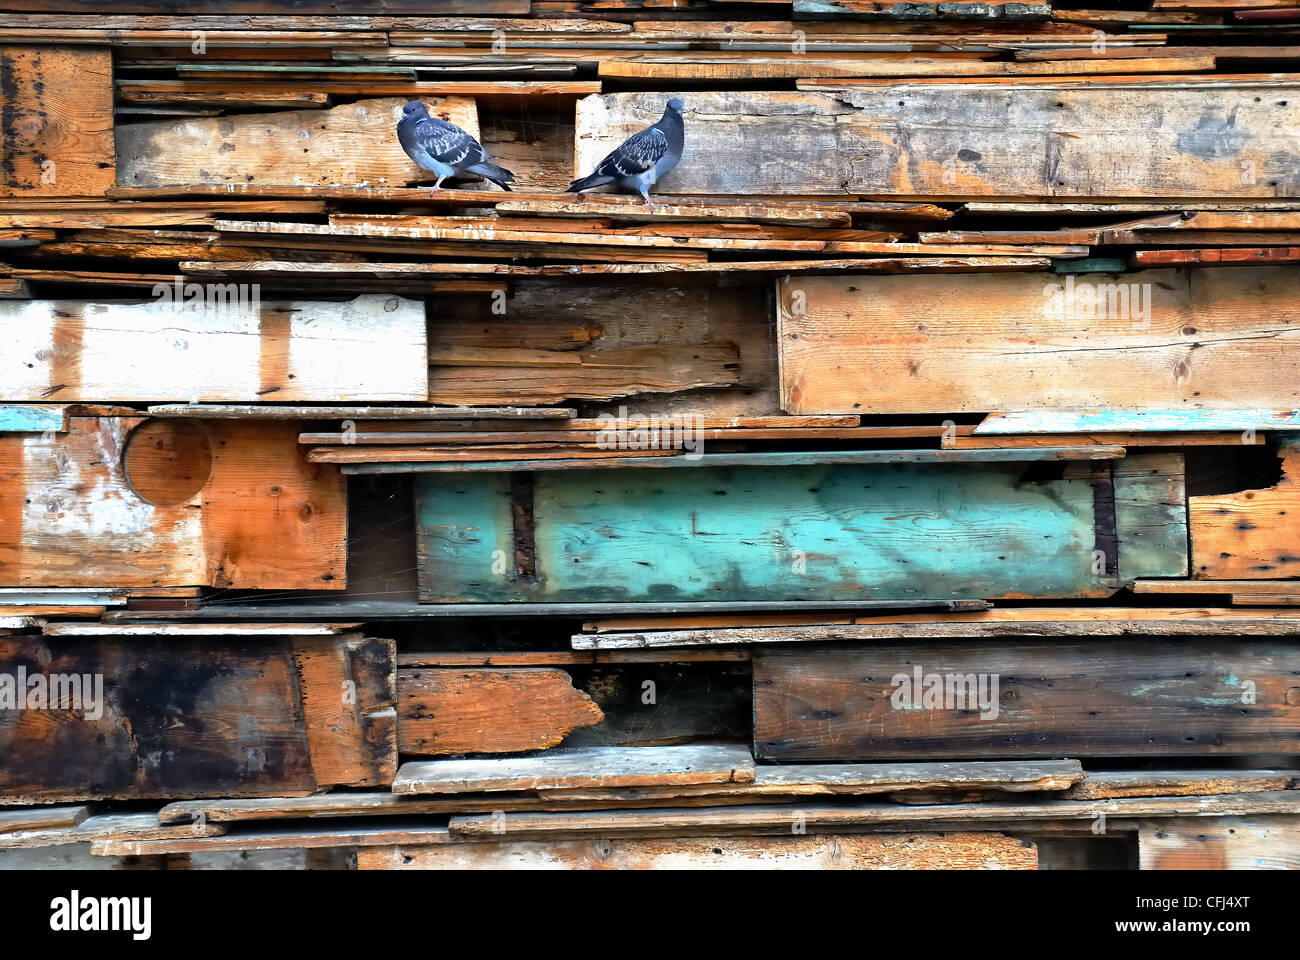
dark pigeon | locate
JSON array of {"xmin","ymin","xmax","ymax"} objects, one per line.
[
  {"xmin": 396, "ymin": 100, "xmax": 515, "ymax": 191},
  {"xmin": 566, "ymin": 98, "xmax": 684, "ymax": 203}
]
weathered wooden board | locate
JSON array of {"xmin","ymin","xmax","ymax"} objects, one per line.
[
  {"xmin": 1190, "ymin": 437, "xmax": 1300, "ymax": 579},
  {"xmin": 393, "ymin": 744, "xmax": 756, "ymax": 795},
  {"xmin": 574, "ymin": 88, "xmax": 1300, "ymax": 199},
  {"xmin": 0, "ymin": 812, "xmax": 224, "ymax": 850},
  {"xmin": 1114, "ymin": 453, "xmax": 1188, "ymax": 581},
  {"xmin": 116, "ymin": 96, "xmax": 476, "ymax": 189},
  {"xmin": 541, "ymin": 760, "xmax": 1084, "ymax": 803},
  {"xmin": 450, "ymin": 792, "xmax": 1300, "ymax": 839},
  {"xmin": 753, "ymin": 640, "xmax": 1300, "ymax": 760},
  {"xmin": 1139, "ymin": 816, "xmax": 1300, "ymax": 869},
  {"xmin": 0, "ymin": 804, "xmax": 88, "ymax": 834},
  {"xmin": 428, "ymin": 278, "xmax": 769, "ymax": 407},
  {"xmin": 1067, "ymin": 770, "xmax": 1298, "ymax": 800},
  {"xmin": 777, "ymin": 267, "xmax": 1300, "ymax": 415},
  {"xmin": 0, "ymin": 47, "xmax": 114, "ymax": 198},
  {"xmin": 416, "ymin": 456, "xmax": 1183, "ymax": 602},
  {"xmin": 577, "ymin": 607, "xmax": 1300, "ymax": 648},
  {"xmin": 397, "ymin": 668, "xmax": 604, "ymax": 755},
  {"xmin": 358, "ymin": 832, "xmax": 1039, "ymax": 870},
  {"xmin": 978, "ymin": 410, "xmax": 1300, "ymax": 433},
  {"xmin": 0, "ymin": 416, "xmax": 346, "ymax": 589},
  {"xmin": 2, "ymin": 295, "xmax": 425, "ymax": 403},
  {"xmin": 0, "ymin": 634, "xmax": 396, "ymax": 802}
]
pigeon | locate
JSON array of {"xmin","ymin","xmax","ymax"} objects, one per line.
[
  {"xmin": 396, "ymin": 100, "xmax": 515, "ymax": 191},
  {"xmin": 567, "ymin": 98, "xmax": 684, "ymax": 203}
]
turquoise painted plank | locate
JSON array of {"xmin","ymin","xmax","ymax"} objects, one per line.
[
  {"xmin": 1052, "ymin": 258, "xmax": 1129, "ymax": 274},
  {"xmin": 416, "ymin": 461, "xmax": 1114, "ymax": 603},
  {"xmin": 347, "ymin": 446, "xmax": 1125, "ymax": 476},
  {"xmin": 0, "ymin": 405, "xmax": 64, "ymax": 433},
  {"xmin": 977, "ymin": 410, "xmax": 1300, "ymax": 434}
]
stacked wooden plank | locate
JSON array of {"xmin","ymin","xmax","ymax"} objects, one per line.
[{"xmin": 1, "ymin": 0, "xmax": 1299, "ymax": 872}]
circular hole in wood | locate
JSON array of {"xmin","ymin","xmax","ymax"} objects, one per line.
[{"xmin": 123, "ymin": 419, "xmax": 213, "ymax": 507}]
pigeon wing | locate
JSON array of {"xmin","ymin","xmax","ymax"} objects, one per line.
[
  {"xmin": 414, "ymin": 117, "xmax": 487, "ymax": 169},
  {"xmin": 594, "ymin": 126, "xmax": 668, "ymax": 179}
]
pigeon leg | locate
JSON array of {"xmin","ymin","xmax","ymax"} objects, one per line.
[
  {"xmin": 431, "ymin": 174, "xmax": 447, "ymax": 192},
  {"xmin": 639, "ymin": 183, "xmax": 655, "ymax": 206}
]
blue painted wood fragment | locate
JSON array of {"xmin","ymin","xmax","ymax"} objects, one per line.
[
  {"xmin": 0, "ymin": 405, "xmax": 65, "ymax": 433},
  {"xmin": 978, "ymin": 410, "xmax": 1300, "ymax": 434},
  {"xmin": 416, "ymin": 460, "xmax": 1129, "ymax": 603}
]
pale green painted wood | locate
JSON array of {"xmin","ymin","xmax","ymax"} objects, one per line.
[
  {"xmin": 1115, "ymin": 453, "xmax": 1189, "ymax": 582},
  {"xmin": 416, "ymin": 460, "xmax": 1129, "ymax": 603}
]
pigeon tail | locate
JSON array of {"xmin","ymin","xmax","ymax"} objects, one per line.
[
  {"xmin": 466, "ymin": 161, "xmax": 515, "ymax": 191},
  {"xmin": 566, "ymin": 173, "xmax": 615, "ymax": 194}
]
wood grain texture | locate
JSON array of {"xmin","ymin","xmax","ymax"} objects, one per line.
[
  {"xmin": 1067, "ymin": 770, "xmax": 1298, "ymax": 800},
  {"xmin": 450, "ymin": 792, "xmax": 1300, "ymax": 839},
  {"xmin": 1139, "ymin": 816, "xmax": 1300, "ymax": 869},
  {"xmin": 358, "ymin": 832, "xmax": 1039, "ymax": 870},
  {"xmin": 393, "ymin": 744, "xmax": 756, "ymax": 795},
  {"xmin": 1190, "ymin": 437, "xmax": 1300, "ymax": 579},
  {"xmin": 0, "ymin": 416, "xmax": 346, "ymax": 590},
  {"xmin": 0, "ymin": 633, "xmax": 396, "ymax": 802},
  {"xmin": 397, "ymin": 668, "xmax": 604, "ymax": 755},
  {"xmin": 427, "ymin": 278, "xmax": 766, "ymax": 406},
  {"xmin": 116, "ymin": 96, "xmax": 476, "ymax": 188},
  {"xmin": 1114, "ymin": 453, "xmax": 1188, "ymax": 581},
  {"xmin": 753, "ymin": 640, "xmax": 1300, "ymax": 760},
  {"xmin": 0, "ymin": 47, "xmax": 114, "ymax": 198},
  {"xmin": 576, "ymin": 607, "xmax": 1300, "ymax": 648},
  {"xmin": 574, "ymin": 88, "xmax": 1300, "ymax": 199},
  {"xmin": 2, "ymin": 294, "xmax": 426, "ymax": 403},
  {"xmin": 778, "ymin": 267, "xmax": 1300, "ymax": 415}
]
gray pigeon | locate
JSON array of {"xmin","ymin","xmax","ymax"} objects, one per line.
[
  {"xmin": 566, "ymin": 98, "xmax": 684, "ymax": 203},
  {"xmin": 396, "ymin": 100, "xmax": 514, "ymax": 191}
]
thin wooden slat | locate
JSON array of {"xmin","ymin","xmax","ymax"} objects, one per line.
[
  {"xmin": 184, "ymin": 256, "xmax": 1056, "ymax": 278},
  {"xmin": 1067, "ymin": 770, "xmax": 1298, "ymax": 800},
  {"xmin": 396, "ymin": 650, "xmax": 753, "ymax": 667},
  {"xmin": 779, "ymin": 268, "xmax": 1300, "ymax": 416},
  {"xmin": 1133, "ymin": 247, "xmax": 1300, "ymax": 266},
  {"xmin": 0, "ymin": 804, "xmax": 89, "ymax": 834},
  {"xmin": 381, "ymin": 446, "xmax": 1125, "ymax": 474},
  {"xmin": 1133, "ymin": 580, "xmax": 1300, "ymax": 596},
  {"xmin": 359, "ymin": 833, "xmax": 1040, "ymax": 869},
  {"xmin": 41, "ymin": 623, "xmax": 359, "ymax": 636},
  {"xmin": 753, "ymin": 640, "xmax": 1300, "ymax": 760},
  {"xmin": 147, "ymin": 404, "xmax": 574, "ymax": 420},
  {"xmin": 449, "ymin": 792, "xmax": 1300, "ymax": 839},
  {"xmin": 393, "ymin": 745, "xmax": 756, "ymax": 795},
  {"xmin": 0, "ymin": 812, "xmax": 224, "ymax": 850},
  {"xmin": 978, "ymin": 409, "xmax": 1300, "ymax": 433},
  {"xmin": 574, "ymin": 607, "xmax": 1300, "ymax": 649}
]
